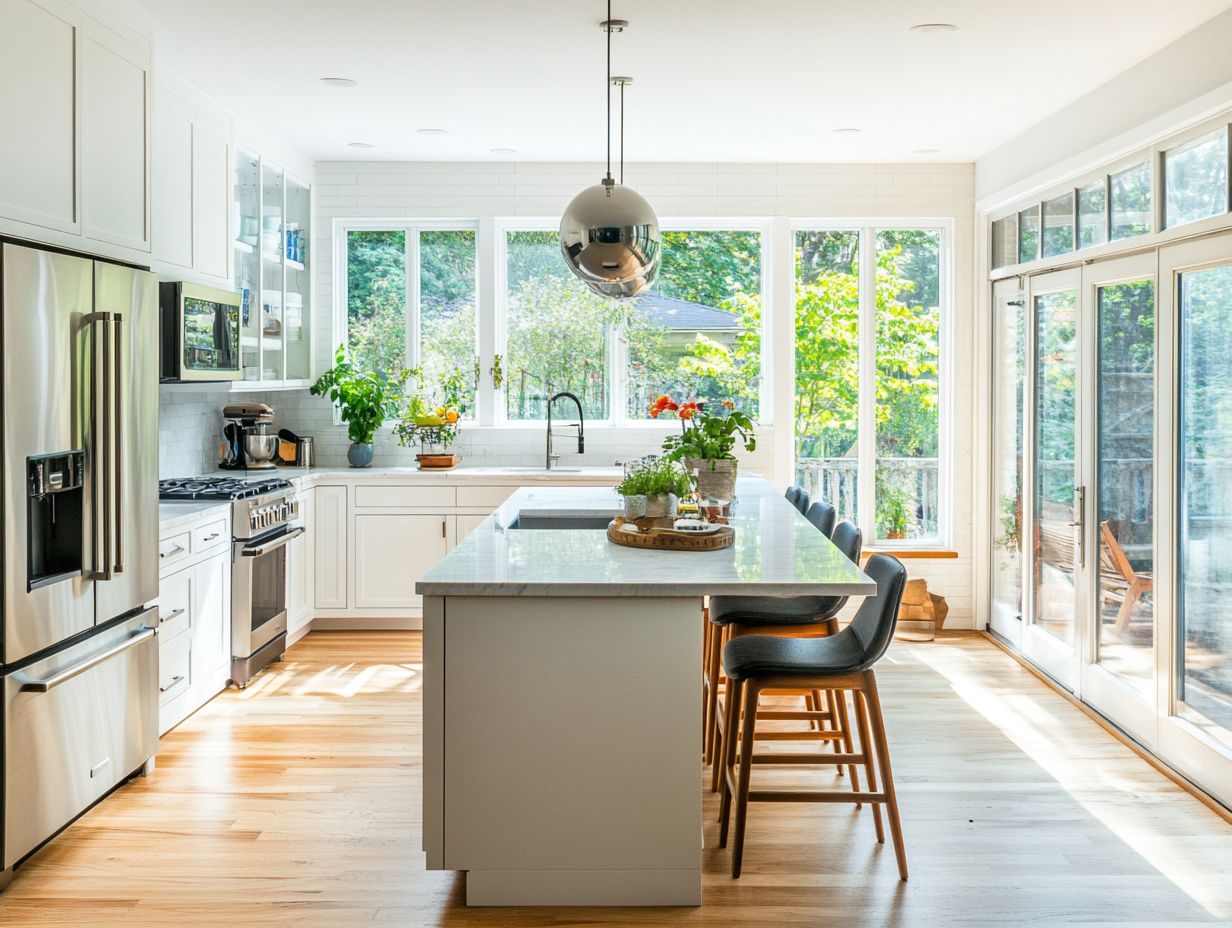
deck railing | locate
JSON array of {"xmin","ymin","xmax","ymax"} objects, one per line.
[{"xmin": 795, "ymin": 456, "xmax": 939, "ymax": 533}]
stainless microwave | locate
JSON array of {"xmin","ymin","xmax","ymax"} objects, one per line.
[{"xmin": 159, "ymin": 282, "xmax": 243, "ymax": 382}]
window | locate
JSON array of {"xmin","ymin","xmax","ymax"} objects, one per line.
[
  {"xmin": 992, "ymin": 215, "xmax": 1016, "ymax": 269},
  {"xmin": 1019, "ymin": 206, "xmax": 1040, "ymax": 263},
  {"xmin": 1042, "ymin": 192, "xmax": 1075, "ymax": 257},
  {"xmin": 1164, "ymin": 129, "xmax": 1229, "ymax": 229},
  {"xmin": 1078, "ymin": 179, "xmax": 1108, "ymax": 249},
  {"xmin": 343, "ymin": 224, "xmax": 478, "ymax": 416},
  {"xmin": 794, "ymin": 225, "xmax": 947, "ymax": 544},
  {"xmin": 1110, "ymin": 162, "xmax": 1151, "ymax": 240},
  {"xmin": 626, "ymin": 230, "xmax": 763, "ymax": 419}
]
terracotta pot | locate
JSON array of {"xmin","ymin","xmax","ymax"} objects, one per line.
[{"xmin": 686, "ymin": 457, "xmax": 737, "ymax": 502}]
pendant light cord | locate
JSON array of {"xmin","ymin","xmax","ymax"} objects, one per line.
[
  {"xmin": 619, "ymin": 79, "xmax": 625, "ymax": 185},
  {"xmin": 605, "ymin": 0, "xmax": 612, "ymax": 183}
]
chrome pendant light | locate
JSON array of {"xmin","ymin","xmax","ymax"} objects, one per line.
[{"xmin": 559, "ymin": 3, "xmax": 660, "ymax": 299}]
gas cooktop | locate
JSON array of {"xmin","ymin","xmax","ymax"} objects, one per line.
[{"xmin": 159, "ymin": 477, "xmax": 292, "ymax": 501}]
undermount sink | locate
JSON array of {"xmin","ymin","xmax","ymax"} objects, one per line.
[
  {"xmin": 508, "ymin": 514, "xmax": 614, "ymax": 531},
  {"xmin": 500, "ymin": 466, "xmax": 584, "ymax": 474}
]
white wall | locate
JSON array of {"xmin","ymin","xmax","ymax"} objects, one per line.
[{"xmin": 976, "ymin": 9, "xmax": 1232, "ymax": 209}]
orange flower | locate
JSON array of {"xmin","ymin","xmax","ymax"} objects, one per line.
[
  {"xmin": 654, "ymin": 394, "xmax": 671, "ymax": 408},
  {"xmin": 722, "ymin": 400, "xmax": 734, "ymax": 409},
  {"xmin": 648, "ymin": 405, "xmax": 661, "ymax": 418},
  {"xmin": 679, "ymin": 407, "xmax": 696, "ymax": 420},
  {"xmin": 665, "ymin": 400, "xmax": 679, "ymax": 412}
]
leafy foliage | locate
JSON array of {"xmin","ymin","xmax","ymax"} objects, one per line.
[
  {"xmin": 310, "ymin": 345, "xmax": 405, "ymax": 445},
  {"xmin": 615, "ymin": 456, "xmax": 692, "ymax": 498},
  {"xmin": 656, "ymin": 398, "xmax": 756, "ymax": 463}
]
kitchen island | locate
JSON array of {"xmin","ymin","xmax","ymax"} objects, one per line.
[{"xmin": 417, "ymin": 476, "xmax": 874, "ymax": 906}]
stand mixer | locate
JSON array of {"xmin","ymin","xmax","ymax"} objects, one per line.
[{"xmin": 220, "ymin": 403, "xmax": 279, "ymax": 470}]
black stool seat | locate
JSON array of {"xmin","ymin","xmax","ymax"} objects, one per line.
[
  {"xmin": 722, "ymin": 630, "xmax": 868, "ymax": 679},
  {"xmin": 709, "ymin": 594, "xmax": 841, "ymax": 627}
]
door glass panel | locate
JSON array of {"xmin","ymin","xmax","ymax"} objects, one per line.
[
  {"xmin": 1110, "ymin": 162, "xmax": 1151, "ymax": 241},
  {"xmin": 234, "ymin": 150, "xmax": 260, "ymax": 380},
  {"xmin": 1018, "ymin": 207, "xmax": 1040, "ymax": 264},
  {"xmin": 284, "ymin": 177, "xmax": 311, "ymax": 381},
  {"xmin": 1033, "ymin": 289, "xmax": 1079, "ymax": 645},
  {"xmin": 793, "ymin": 230, "xmax": 861, "ymax": 524},
  {"xmin": 1164, "ymin": 129, "xmax": 1229, "ymax": 229},
  {"xmin": 992, "ymin": 216, "xmax": 1016, "ymax": 269},
  {"xmin": 260, "ymin": 162, "xmax": 284, "ymax": 381},
  {"xmin": 992, "ymin": 290, "xmax": 1027, "ymax": 625},
  {"xmin": 1042, "ymin": 192, "xmax": 1075, "ymax": 257},
  {"xmin": 1078, "ymin": 180, "xmax": 1108, "ymax": 250},
  {"xmin": 1096, "ymin": 280, "xmax": 1155, "ymax": 696},
  {"xmin": 1178, "ymin": 263, "xmax": 1232, "ymax": 731}
]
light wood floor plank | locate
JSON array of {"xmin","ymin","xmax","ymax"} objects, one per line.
[{"xmin": 1, "ymin": 630, "xmax": 1229, "ymax": 927}]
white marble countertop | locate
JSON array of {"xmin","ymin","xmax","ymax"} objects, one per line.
[
  {"xmin": 158, "ymin": 500, "xmax": 231, "ymax": 532},
  {"xmin": 416, "ymin": 476, "xmax": 875, "ymax": 598},
  {"xmin": 192, "ymin": 465, "xmax": 625, "ymax": 487}
]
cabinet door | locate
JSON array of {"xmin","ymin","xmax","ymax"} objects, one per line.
[
  {"xmin": 0, "ymin": 0, "xmax": 79, "ymax": 233},
  {"xmin": 192, "ymin": 116, "xmax": 230, "ymax": 280},
  {"xmin": 456, "ymin": 514, "xmax": 489, "ymax": 543},
  {"xmin": 287, "ymin": 490, "xmax": 314, "ymax": 636},
  {"xmin": 192, "ymin": 552, "xmax": 229, "ymax": 685},
  {"xmin": 80, "ymin": 15, "xmax": 149, "ymax": 251},
  {"xmin": 151, "ymin": 94, "xmax": 193, "ymax": 268},
  {"xmin": 354, "ymin": 514, "xmax": 454, "ymax": 609},
  {"xmin": 314, "ymin": 486, "xmax": 347, "ymax": 609}
]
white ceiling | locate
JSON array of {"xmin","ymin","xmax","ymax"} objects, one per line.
[{"xmin": 132, "ymin": 0, "xmax": 1232, "ymax": 163}]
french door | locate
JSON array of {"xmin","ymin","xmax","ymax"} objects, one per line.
[{"xmin": 991, "ymin": 240, "xmax": 1232, "ymax": 805}]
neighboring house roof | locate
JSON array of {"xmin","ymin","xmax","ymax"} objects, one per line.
[{"xmin": 633, "ymin": 293, "xmax": 741, "ymax": 332}]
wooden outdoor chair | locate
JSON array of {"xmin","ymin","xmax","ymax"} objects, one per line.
[{"xmin": 1098, "ymin": 521, "xmax": 1153, "ymax": 630}]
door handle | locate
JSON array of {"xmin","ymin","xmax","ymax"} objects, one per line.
[
  {"xmin": 160, "ymin": 544, "xmax": 186, "ymax": 559},
  {"xmin": 85, "ymin": 312, "xmax": 114, "ymax": 580},
  {"xmin": 1068, "ymin": 485, "xmax": 1086, "ymax": 569},
  {"xmin": 241, "ymin": 526, "xmax": 304, "ymax": 557},
  {"xmin": 20, "ymin": 628, "xmax": 155, "ymax": 693},
  {"xmin": 159, "ymin": 607, "xmax": 186, "ymax": 625},
  {"xmin": 160, "ymin": 674, "xmax": 185, "ymax": 694},
  {"xmin": 113, "ymin": 313, "xmax": 124, "ymax": 574}
]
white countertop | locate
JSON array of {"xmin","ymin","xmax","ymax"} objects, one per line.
[
  {"xmin": 416, "ymin": 476, "xmax": 875, "ymax": 598},
  {"xmin": 195, "ymin": 464, "xmax": 625, "ymax": 486},
  {"xmin": 158, "ymin": 500, "xmax": 230, "ymax": 532}
]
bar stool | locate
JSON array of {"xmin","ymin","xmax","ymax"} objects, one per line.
[
  {"xmin": 784, "ymin": 485, "xmax": 810, "ymax": 515},
  {"xmin": 718, "ymin": 554, "xmax": 909, "ymax": 881},
  {"xmin": 704, "ymin": 521, "xmax": 863, "ymax": 781},
  {"xmin": 805, "ymin": 500, "xmax": 836, "ymax": 537}
]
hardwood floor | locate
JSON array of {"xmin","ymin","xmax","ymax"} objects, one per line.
[{"xmin": 2, "ymin": 630, "xmax": 1230, "ymax": 927}]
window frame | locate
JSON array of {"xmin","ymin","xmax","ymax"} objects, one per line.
[
  {"xmin": 789, "ymin": 218, "xmax": 954, "ymax": 549},
  {"xmin": 492, "ymin": 216, "xmax": 774, "ymax": 428},
  {"xmin": 333, "ymin": 218, "xmax": 480, "ymax": 423}
]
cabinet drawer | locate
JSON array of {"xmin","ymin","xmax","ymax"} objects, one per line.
[
  {"xmin": 456, "ymin": 485, "xmax": 516, "ymax": 509},
  {"xmin": 353, "ymin": 485, "xmax": 456, "ymax": 509},
  {"xmin": 158, "ymin": 637, "xmax": 191, "ymax": 706},
  {"xmin": 191, "ymin": 518, "xmax": 228, "ymax": 553},
  {"xmin": 158, "ymin": 531, "xmax": 191, "ymax": 568},
  {"xmin": 157, "ymin": 570, "xmax": 193, "ymax": 642}
]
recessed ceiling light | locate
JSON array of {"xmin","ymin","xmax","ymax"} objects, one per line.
[
  {"xmin": 490, "ymin": 147, "xmax": 518, "ymax": 155},
  {"xmin": 417, "ymin": 128, "xmax": 449, "ymax": 136},
  {"xmin": 908, "ymin": 22, "xmax": 958, "ymax": 34},
  {"xmin": 913, "ymin": 147, "xmax": 940, "ymax": 154},
  {"xmin": 832, "ymin": 127, "xmax": 862, "ymax": 135},
  {"xmin": 319, "ymin": 77, "xmax": 358, "ymax": 88},
  {"xmin": 348, "ymin": 142, "xmax": 374, "ymax": 149}
]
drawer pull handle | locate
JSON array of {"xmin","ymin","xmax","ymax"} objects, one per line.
[
  {"xmin": 159, "ymin": 674, "xmax": 185, "ymax": 693},
  {"xmin": 202, "ymin": 532, "xmax": 221, "ymax": 542},
  {"xmin": 159, "ymin": 608, "xmax": 186, "ymax": 625},
  {"xmin": 21, "ymin": 628, "xmax": 156, "ymax": 693},
  {"xmin": 160, "ymin": 544, "xmax": 186, "ymax": 559}
]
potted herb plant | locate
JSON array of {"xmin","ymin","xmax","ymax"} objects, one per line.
[
  {"xmin": 310, "ymin": 346, "xmax": 403, "ymax": 468},
  {"xmin": 652, "ymin": 395, "xmax": 755, "ymax": 502},
  {"xmin": 877, "ymin": 484, "xmax": 912, "ymax": 540},
  {"xmin": 615, "ymin": 456, "xmax": 692, "ymax": 520}
]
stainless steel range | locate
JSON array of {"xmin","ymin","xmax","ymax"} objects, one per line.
[{"xmin": 160, "ymin": 477, "xmax": 302, "ymax": 686}]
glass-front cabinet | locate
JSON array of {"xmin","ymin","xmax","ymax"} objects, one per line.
[{"xmin": 232, "ymin": 147, "xmax": 312, "ymax": 387}]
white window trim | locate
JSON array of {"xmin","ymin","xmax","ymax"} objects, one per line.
[{"xmin": 788, "ymin": 217, "xmax": 954, "ymax": 549}]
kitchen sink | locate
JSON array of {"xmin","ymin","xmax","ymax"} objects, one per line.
[
  {"xmin": 500, "ymin": 466, "xmax": 584, "ymax": 474},
  {"xmin": 508, "ymin": 514, "xmax": 613, "ymax": 530}
]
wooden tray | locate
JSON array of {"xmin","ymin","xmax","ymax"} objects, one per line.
[
  {"xmin": 606, "ymin": 516, "xmax": 734, "ymax": 551},
  {"xmin": 417, "ymin": 453, "xmax": 460, "ymax": 470}
]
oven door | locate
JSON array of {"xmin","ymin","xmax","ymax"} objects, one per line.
[
  {"xmin": 177, "ymin": 283, "xmax": 242, "ymax": 382},
  {"xmin": 231, "ymin": 526, "xmax": 303, "ymax": 659}
]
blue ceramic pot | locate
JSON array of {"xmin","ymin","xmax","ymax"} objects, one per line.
[{"xmin": 347, "ymin": 442, "xmax": 373, "ymax": 468}]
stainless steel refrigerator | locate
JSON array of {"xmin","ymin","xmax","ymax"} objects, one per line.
[{"xmin": 0, "ymin": 240, "xmax": 160, "ymax": 886}]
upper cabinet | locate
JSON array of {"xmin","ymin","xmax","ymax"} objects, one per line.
[
  {"xmin": 233, "ymin": 149, "xmax": 312, "ymax": 390},
  {"xmin": 0, "ymin": 0, "xmax": 150, "ymax": 253}
]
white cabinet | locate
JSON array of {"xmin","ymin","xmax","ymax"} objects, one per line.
[
  {"xmin": 156, "ymin": 510, "xmax": 230, "ymax": 736},
  {"xmin": 314, "ymin": 485, "xmax": 348, "ymax": 609},
  {"xmin": 353, "ymin": 514, "xmax": 455, "ymax": 610},
  {"xmin": 287, "ymin": 487, "xmax": 315, "ymax": 639},
  {"xmin": 0, "ymin": 0, "xmax": 79, "ymax": 234},
  {"xmin": 192, "ymin": 117, "xmax": 230, "ymax": 280},
  {"xmin": 151, "ymin": 93, "xmax": 194, "ymax": 268},
  {"xmin": 79, "ymin": 14, "xmax": 149, "ymax": 251}
]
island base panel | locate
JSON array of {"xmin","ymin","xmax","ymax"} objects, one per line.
[{"xmin": 464, "ymin": 868, "xmax": 702, "ymax": 906}]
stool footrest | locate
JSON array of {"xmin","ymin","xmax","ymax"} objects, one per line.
[
  {"xmin": 753, "ymin": 730, "xmax": 845, "ymax": 742},
  {"xmin": 758, "ymin": 710, "xmax": 833, "ymax": 721},
  {"xmin": 751, "ymin": 751, "xmax": 867, "ymax": 765},
  {"xmin": 749, "ymin": 789, "xmax": 887, "ymax": 804}
]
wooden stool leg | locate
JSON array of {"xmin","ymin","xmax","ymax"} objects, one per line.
[
  {"xmin": 834, "ymin": 689, "xmax": 861, "ymax": 797},
  {"xmin": 853, "ymin": 687, "xmax": 884, "ymax": 844},
  {"xmin": 864, "ymin": 672, "xmax": 908, "ymax": 881},
  {"xmin": 823, "ymin": 689, "xmax": 845, "ymax": 776},
  {"xmin": 718, "ymin": 678, "xmax": 743, "ymax": 843},
  {"xmin": 703, "ymin": 623, "xmax": 722, "ymax": 765},
  {"xmin": 730, "ymin": 680, "xmax": 760, "ymax": 879}
]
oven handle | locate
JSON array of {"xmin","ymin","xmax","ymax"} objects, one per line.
[
  {"xmin": 241, "ymin": 526, "xmax": 304, "ymax": 557},
  {"xmin": 20, "ymin": 628, "xmax": 156, "ymax": 693}
]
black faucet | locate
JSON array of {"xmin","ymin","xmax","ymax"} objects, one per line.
[{"xmin": 546, "ymin": 391, "xmax": 585, "ymax": 469}]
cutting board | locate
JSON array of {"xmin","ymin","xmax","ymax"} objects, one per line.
[{"xmin": 606, "ymin": 516, "xmax": 734, "ymax": 551}]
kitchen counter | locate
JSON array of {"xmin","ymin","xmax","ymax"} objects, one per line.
[
  {"xmin": 418, "ymin": 477, "xmax": 873, "ymax": 597},
  {"xmin": 200, "ymin": 464, "xmax": 625, "ymax": 487},
  {"xmin": 419, "ymin": 475, "xmax": 873, "ymax": 907},
  {"xmin": 158, "ymin": 500, "xmax": 230, "ymax": 532}
]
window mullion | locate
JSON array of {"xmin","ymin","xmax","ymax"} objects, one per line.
[
  {"xmin": 407, "ymin": 227, "xmax": 421, "ymax": 375},
  {"xmin": 857, "ymin": 226, "xmax": 877, "ymax": 540}
]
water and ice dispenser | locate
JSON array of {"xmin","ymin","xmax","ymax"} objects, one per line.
[{"xmin": 26, "ymin": 451, "xmax": 85, "ymax": 590}]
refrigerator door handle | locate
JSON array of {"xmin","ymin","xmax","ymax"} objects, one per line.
[
  {"xmin": 85, "ymin": 311, "xmax": 115, "ymax": 580},
  {"xmin": 113, "ymin": 313, "xmax": 124, "ymax": 574},
  {"xmin": 19, "ymin": 627, "xmax": 156, "ymax": 693}
]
